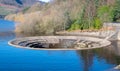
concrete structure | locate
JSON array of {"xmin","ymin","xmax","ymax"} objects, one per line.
[
  {"xmin": 104, "ymin": 23, "xmax": 120, "ymax": 40},
  {"xmin": 8, "ymin": 36, "xmax": 111, "ymax": 50}
]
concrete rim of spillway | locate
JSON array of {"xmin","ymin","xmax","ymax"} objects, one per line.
[{"xmin": 8, "ymin": 36, "xmax": 111, "ymax": 50}]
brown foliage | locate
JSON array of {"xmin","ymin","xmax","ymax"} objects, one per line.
[{"xmin": 5, "ymin": 0, "xmax": 116, "ymax": 35}]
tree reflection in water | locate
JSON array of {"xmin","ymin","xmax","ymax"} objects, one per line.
[
  {"xmin": 76, "ymin": 50, "xmax": 94, "ymax": 71},
  {"xmin": 76, "ymin": 41, "xmax": 120, "ymax": 71}
]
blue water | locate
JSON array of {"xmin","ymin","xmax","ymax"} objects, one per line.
[{"xmin": 0, "ymin": 20, "xmax": 120, "ymax": 71}]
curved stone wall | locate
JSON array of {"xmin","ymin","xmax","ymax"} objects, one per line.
[{"xmin": 8, "ymin": 36, "xmax": 111, "ymax": 50}]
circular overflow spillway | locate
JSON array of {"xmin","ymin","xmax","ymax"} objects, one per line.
[{"xmin": 8, "ymin": 36, "xmax": 111, "ymax": 50}]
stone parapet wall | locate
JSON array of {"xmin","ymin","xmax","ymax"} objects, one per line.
[
  {"xmin": 57, "ymin": 31, "xmax": 116, "ymax": 39},
  {"xmin": 104, "ymin": 23, "xmax": 120, "ymax": 40}
]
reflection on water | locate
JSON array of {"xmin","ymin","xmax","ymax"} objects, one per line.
[
  {"xmin": 0, "ymin": 20, "xmax": 15, "ymax": 40},
  {"xmin": 109, "ymin": 41, "xmax": 120, "ymax": 56},
  {"xmin": 76, "ymin": 50, "xmax": 94, "ymax": 71},
  {"xmin": 0, "ymin": 20, "xmax": 120, "ymax": 71},
  {"xmin": 75, "ymin": 41, "xmax": 120, "ymax": 71},
  {"xmin": 0, "ymin": 31, "xmax": 15, "ymax": 38}
]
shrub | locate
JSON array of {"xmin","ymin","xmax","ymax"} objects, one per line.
[
  {"xmin": 97, "ymin": 5, "xmax": 114, "ymax": 22},
  {"xmin": 69, "ymin": 23, "xmax": 80, "ymax": 30},
  {"xmin": 93, "ymin": 18, "xmax": 102, "ymax": 29}
]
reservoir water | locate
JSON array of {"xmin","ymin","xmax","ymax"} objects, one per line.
[{"xmin": 0, "ymin": 20, "xmax": 120, "ymax": 71}]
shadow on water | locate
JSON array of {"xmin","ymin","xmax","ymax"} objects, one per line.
[
  {"xmin": 76, "ymin": 41, "xmax": 120, "ymax": 71},
  {"xmin": 76, "ymin": 50, "xmax": 94, "ymax": 71}
]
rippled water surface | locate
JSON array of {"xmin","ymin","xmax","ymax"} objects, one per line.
[{"xmin": 0, "ymin": 20, "xmax": 120, "ymax": 71}]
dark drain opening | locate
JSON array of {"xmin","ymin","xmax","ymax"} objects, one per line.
[
  {"xmin": 26, "ymin": 42, "xmax": 44, "ymax": 48},
  {"xmin": 17, "ymin": 39, "xmax": 76, "ymax": 49}
]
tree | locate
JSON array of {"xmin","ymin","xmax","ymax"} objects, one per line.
[{"xmin": 113, "ymin": 0, "xmax": 120, "ymax": 22}]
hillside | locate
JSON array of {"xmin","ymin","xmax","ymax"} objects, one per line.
[
  {"xmin": 0, "ymin": 0, "xmax": 45, "ymax": 18},
  {"xmin": 0, "ymin": 0, "xmax": 44, "ymax": 7}
]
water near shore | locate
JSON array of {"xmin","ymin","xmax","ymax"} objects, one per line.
[{"xmin": 0, "ymin": 20, "xmax": 120, "ymax": 71}]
